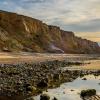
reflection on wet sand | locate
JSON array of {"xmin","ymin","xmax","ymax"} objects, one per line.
[{"xmin": 34, "ymin": 74, "xmax": 100, "ymax": 100}]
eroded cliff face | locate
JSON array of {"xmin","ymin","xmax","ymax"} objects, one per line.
[{"xmin": 0, "ymin": 10, "xmax": 100, "ymax": 53}]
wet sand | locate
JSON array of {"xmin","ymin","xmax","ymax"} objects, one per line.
[
  {"xmin": 0, "ymin": 52, "xmax": 99, "ymax": 64},
  {"xmin": 81, "ymin": 60, "xmax": 100, "ymax": 70},
  {"xmin": 0, "ymin": 52, "xmax": 100, "ymax": 100},
  {"xmin": 34, "ymin": 74, "xmax": 100, "ymax": 100},
  {"xmin": 63, "ymin": 60, "xmax": 100, "ymax": 70}
]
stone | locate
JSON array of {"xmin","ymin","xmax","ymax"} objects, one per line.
[
  {"xmin": 80, "ymin": 89, "xmax": 96, "ymax": 98},
  {"xmin": 82, "ymin": 78, "xmax": 87, "ymax": 80},
  {"xmin": 37, "ymin": 80, "xmax": 48, "ymax": 89},
  {"xmin": 52, "ymin": 97, "xmax": 58, "ymax": 100},
  {"xmin": 25, "ymin": 97, "xmax": 34, "ymax": 100},
  {"xmin": 40, "ymin": 94, "xmax": 50, "ymax": 100},
  {"xmin": 26, "ymin": 86, "xmax": 36, "ymax": 92}
]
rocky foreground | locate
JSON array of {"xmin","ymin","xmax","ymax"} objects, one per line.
[{"xmin": 0, "ymin": 59, "xmax": 100, "ymax": 100}]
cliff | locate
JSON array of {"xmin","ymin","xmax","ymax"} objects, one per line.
[{"xmin": 0, "ymin": 10, "xmax": 100, "ymax": 54}]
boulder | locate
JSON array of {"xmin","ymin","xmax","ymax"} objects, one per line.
[
  {"xmin": 52, "ymin": 97, "xmax": 58, "ymax": 100},
  {"xmin": 40, "ymin": 94, "xmax": 50, "ymax": 100},
  {"xmin": 80, "ymin": 89, "xmax": 96, "ymax": 98}
]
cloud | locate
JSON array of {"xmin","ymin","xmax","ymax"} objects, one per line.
[
  {"xmin": 60, "ymin": 18, "xmax": 100, "ymax": 32},
  {"xmin": 0, "ymin": 0, "xmax": 100, "ymax": 42},
  {"xmin": 22, "ymin": 0, "xmax": 48, "ymax": 3},
  {"xmin": 75, "ymin": 32, "xmax": 100, "ymax": 42}
]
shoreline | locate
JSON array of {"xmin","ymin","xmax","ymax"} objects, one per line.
[
  {"xmin": 0, "ymin": 58, "xmax": 100, "ymax": 100},
  {"xmin": 0, "ymin": 52, "xmax": 99, "ymax": 64}
]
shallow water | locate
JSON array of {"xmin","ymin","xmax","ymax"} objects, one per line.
[
  {"xmin": 32, "ymin": 59, "xmax": 100, "ymax": 100},
  {"xmin": 34, "ymin": 74, "xmax": 100, "ymax": 100}
]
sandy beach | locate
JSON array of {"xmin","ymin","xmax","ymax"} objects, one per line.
[{"xmin": 0, "ymin": 52, "xmax": 99, "ymax": 63}]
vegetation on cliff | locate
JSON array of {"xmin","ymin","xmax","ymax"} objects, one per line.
[{"xmin": 0, "ymin": 10, "xmax": 100, "ymax": 53}]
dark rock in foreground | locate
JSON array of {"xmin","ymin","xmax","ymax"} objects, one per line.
[
  {"xmin": 80, "ymin": 89, "xmax": 96, "ymax": 98},
  {"xmin": 40, "ymin": 94, "xmax": 50, "ymax": 100},
  {"xmin": 52, "ymin": 97, "xmax": 58, "ymax": 100}
]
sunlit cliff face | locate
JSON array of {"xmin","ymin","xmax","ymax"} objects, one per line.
[{"xmin": 0, "ymin": 0, "xmax": 100, "ymax": 42}]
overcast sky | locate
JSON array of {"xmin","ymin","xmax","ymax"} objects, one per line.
[{"xmin": 0, "ymin": 0, "xmax": 100, "ymax": 42}]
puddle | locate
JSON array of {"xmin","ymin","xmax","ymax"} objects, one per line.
[{"xmin": 34, "ymin": 74, "xmax": 100, "ymax": 100}]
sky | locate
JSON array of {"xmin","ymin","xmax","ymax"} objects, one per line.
[{"xmin": 0, "ymin": 0, "xmax": 100, "ymax": 42}]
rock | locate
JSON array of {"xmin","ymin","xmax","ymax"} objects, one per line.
[
  {"xmin": 25, "ymin": 97, "xmax": 34, "ymax": 100},
  {"xmin": 40, "ymin": 94, "xmax": 50, "ymax": 100},
  {"xmin": 36, "ymin": 89, "xmax": 43, "ymax": 94},
  {"xmin": 80, "ymin": 74, "xmax": 84, "ymax": 78},
  {"xmin": 26, "ymin": 86, "xmax": 36, "ymax": 92},
  {"xmin": 52, "ymin": 97, "xmax": 58, "ymax": 100},
  {"xmin": 53, "ymin": 74, "xmax": 60, "ymax": 81},
  {"xmin": 71, "ymin": 89, "xmax": 74, "ymax": 91},
  {"xmin": 80, "ymin": 89, "xmax": 96, "ymax": 98},
  {"xmin": 82, "ymin": 78, "xmax": 87, "ymax": 80},
  {"xmin": 37, "ymin": 80, "xmax": 48, "ymax": 89}
]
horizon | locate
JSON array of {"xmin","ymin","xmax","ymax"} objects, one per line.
[{"xmin": 0, "ymin": 0, "xmax": 100, "ymax": 43}]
